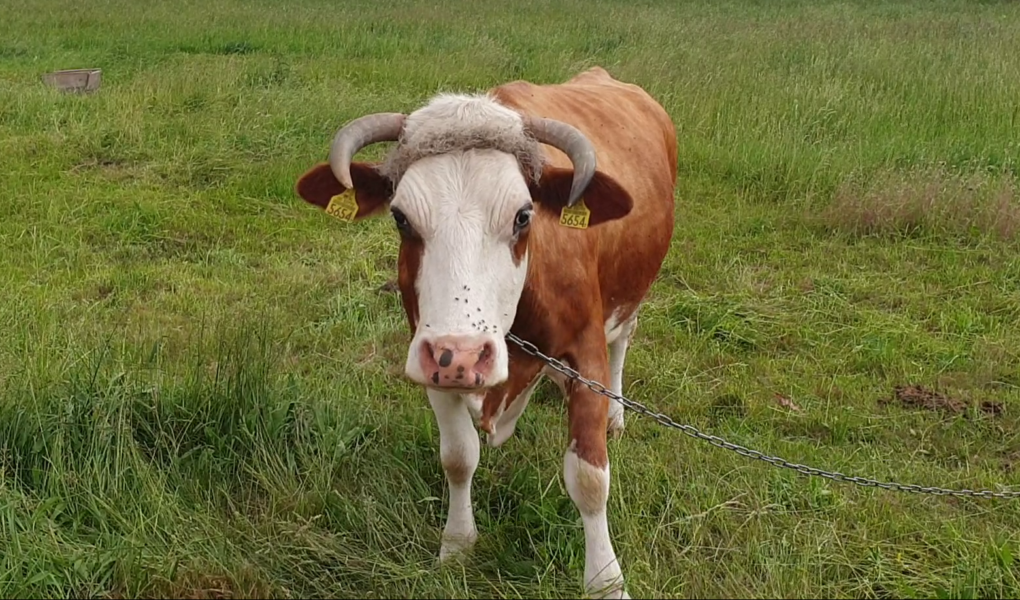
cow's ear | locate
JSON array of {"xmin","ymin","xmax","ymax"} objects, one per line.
[
  {"xmin": 295, "ymin": 162, "xmax": 392, "ymax": 221},
  {"xmin": 530, "ymin": 165, "xmax": 633, "ymax": 228}
]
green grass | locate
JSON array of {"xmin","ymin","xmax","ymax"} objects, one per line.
[{"xmin": 2, "ymin": 0, "xmax": 1020, "ymax": 597}]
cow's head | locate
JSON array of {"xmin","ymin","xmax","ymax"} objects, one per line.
[{"xmin": 295, "ymin": 94, "xmax": 632, "ymax": 391}]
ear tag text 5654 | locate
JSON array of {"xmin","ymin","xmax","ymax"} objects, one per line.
[
  {"xmin": 559, "ymin": 199, "xmax": 590, "ymax": 230},
  {"xmin": 325, "ymin": 189, "xmax": 358, "ymax": 222}
]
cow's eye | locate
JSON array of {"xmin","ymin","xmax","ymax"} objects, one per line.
[
  {"xmin": 391, "ymin": 207, "xmax": 411, "ymax": 232},
  {"xmin": 514, "ymin": 206, "xmax": 532, "ymax": 234}
]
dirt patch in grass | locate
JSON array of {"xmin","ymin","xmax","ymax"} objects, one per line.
[
  {"xmin": 979, "ymin": 400, "xmax": 1005, "ymax": 416},
  {"xmin": 1000, "ymin": 449, "xmax": 1020, "ymax": 473},
  {"xmin": 888, "ymin": 384, "xmax": 968, "ymax": 413},
  {"xmin": 881, "ymin": 384, "xmax": 1003, "ymax": 416}
]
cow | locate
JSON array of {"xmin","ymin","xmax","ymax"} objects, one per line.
[{"xmin": 294, "ymin": 66, "xmax": 677, "ymax": 599}]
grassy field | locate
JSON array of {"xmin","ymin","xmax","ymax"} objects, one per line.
[{"xmin": 2, "ymin": 0, "xmax": 1020, "ymax": 597}]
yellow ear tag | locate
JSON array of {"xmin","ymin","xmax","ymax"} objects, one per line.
[
  {"xmin": 325, "ymin": 189, "xmax": 358, "ymax": 222},
  {"xmin": 559, "ymin": 199, "xmax": 590, "ymax": 230}
]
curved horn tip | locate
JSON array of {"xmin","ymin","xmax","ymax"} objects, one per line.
[
  {"xmin": 328, "ymin": 112, "xmax": 405, "ymax": 191},
  {"xmin": 524, "ymin": 115, "xmax": 598, "ymax": 209},
  {"xmin": 334, "ymin": 167, "xmax": 353, "ymax": 191}
]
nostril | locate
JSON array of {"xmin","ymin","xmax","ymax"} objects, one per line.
[{"xmin": 478, "ymin": 341, "xmax": 494, "ymax": 365}]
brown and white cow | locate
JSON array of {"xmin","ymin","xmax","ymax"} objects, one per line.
[{"xmin": 295, "ymin": 66, "xmax": 677, "ymax": 599}]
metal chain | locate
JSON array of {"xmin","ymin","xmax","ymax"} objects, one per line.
[{"xmin": 505, "ymin": 332, "xmax": 1020, "ymax": 499}]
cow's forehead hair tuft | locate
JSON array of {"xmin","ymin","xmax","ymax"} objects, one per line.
[{"xmin": 377, "ymin": 93, "xmax": 547, "ymax": 188}]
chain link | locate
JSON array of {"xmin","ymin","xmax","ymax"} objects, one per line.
[{"xmin": 505, "ymin": 332, "xmax": 1020, "ymax": 499}]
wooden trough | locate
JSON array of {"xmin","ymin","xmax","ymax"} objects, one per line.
[{"xmin": 42, "ymin": 68, "xmax": 102, "ymax": 93}]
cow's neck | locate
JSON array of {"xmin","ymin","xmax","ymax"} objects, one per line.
[{"xmin": 506, "ymin": 220, "xmax": 583, "ymax": 363}]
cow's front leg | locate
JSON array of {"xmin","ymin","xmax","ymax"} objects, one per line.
[
  {"xmin": 563, "ymin": 346, "xmax": 630, "ymax": 599},
  {"xmin": 428, "ymin": 388, "xmax": 479, "ymax": 562}
]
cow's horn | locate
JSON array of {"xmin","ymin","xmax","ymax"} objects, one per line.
[
  {"xmin": 524, "ymin": 116, "xmax": 597, "ymax": 208},
  {"xmin": 329, "ymin": 113, "xmax": 406, "ymax": 189}
]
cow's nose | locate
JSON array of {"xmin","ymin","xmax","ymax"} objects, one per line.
[{"xmin": 419, "ymin": 334, "xmax": 496, "ymax": 389}]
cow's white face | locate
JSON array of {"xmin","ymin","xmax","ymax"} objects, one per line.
[
  {"xmin": 394, "ymin": 149, "xmax": 533, "ymax": 391},
  {"xmin": 294, "ymin": 91, "xmax": 631, "ymax": 391}
]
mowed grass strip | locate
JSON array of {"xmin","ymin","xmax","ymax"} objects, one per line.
[{"xmin": 1, "ymin": 0, "xmax": 1020, "ymax": 597}]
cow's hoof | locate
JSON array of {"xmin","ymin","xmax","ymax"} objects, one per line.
[
  {"xmin": 588, "ymin": 585, "xmax": 630, "ymax": 600},
  {"xmin": 586, "ymin": 577, "xmax": 629, "ymax": 599},
  {"xmin": 439, "ymin": 530, "xmax": 477, "ymax": 564}
]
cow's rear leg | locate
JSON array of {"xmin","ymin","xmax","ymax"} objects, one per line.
[
  {"xmin": 428, "ymin": 389, "xmax": 479, "ymax": 562},
  {"xmin": 606, "ymin": 311, "xmax": 638, "ymax": 436}
]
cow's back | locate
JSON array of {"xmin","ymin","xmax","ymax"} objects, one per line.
[{"xmin": 492, "ymin": 67, "xmax": 677, "ymax": 326}]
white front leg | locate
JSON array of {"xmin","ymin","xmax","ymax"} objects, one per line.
[
  {"xmin": 564, "ymin": 444, "xmax": 629, "ymax": 599},
  {"xmin": 428, "ymin": 388, "xmax": 480, "ymax": 561}
]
